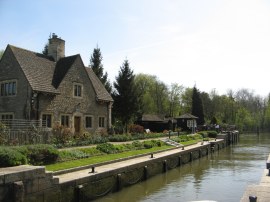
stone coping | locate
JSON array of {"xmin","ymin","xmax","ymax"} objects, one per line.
[{"xmin": 53, "ymin": 140, "xmax": 223, "ymax": 176}]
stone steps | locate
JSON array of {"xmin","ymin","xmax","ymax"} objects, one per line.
[{"xmin": 162, "ymin": 138, "xmax": 183, "ymax": 147}]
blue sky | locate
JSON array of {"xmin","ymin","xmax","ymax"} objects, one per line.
[{"xmin": 1, "ymin": 0, "xmax": 270, "ymax": 97}]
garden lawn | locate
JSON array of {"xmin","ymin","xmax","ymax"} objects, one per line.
[{"xmin": 46, "ymin": 145, "xmax": 172, "ymax": 171}]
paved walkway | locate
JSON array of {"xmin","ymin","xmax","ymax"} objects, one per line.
[
  {"xmin": 240, "ymin": 156, "xmax": 270, "ymax": 202},
  {"xmin": 54, "ymin": 141, "xmax": 210, "ymax": 184}
]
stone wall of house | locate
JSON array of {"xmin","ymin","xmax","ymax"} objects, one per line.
[
  {"xmin": 0, "ymin": 46, "xmax": 32, "ymax": 119},
  {"xmin": 38, "ymin": 57, "xmax": 109, "ymax": 133}
]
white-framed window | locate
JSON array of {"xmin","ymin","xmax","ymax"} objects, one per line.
[
  {"xmin": 61, "ymin": 115, "xmax": 70, "ymax": 127},
  {"xmin": 85, "ymin": 116, "xmax": 93, "ymax": 128},
  {"xmin": 42, "ymin": 114, "xmax": 52, "ymax": 128},
  {"xmin": 73, "ymin": 83, "xmax": 82, "ymax": 98},
  {"xmin": 99, "ymin": 117, "xmax": 105, "ymax": 128},
  {"xmin": 0, "ymin": 113, "xmax": 14, "ymax": 127},
  {"xmin": 0, "ymin": 80, "xmax": 17, "ymax": 96}
]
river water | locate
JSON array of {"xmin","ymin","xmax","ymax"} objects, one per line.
[{"xmin": 95, "ymin": 133, "xmax": 270, "ymax": 202}]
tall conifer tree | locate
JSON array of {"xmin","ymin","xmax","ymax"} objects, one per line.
[
  {"xmin": 191, "ymin": 86, "xmax": 205, "ymax": 125},
  {"xmin": 113, "ymin": 60, "xmax": 139, "ymax": 132},
  {"xmin": 90, "ymin": 46, "xmax": 112, "ymax": 93}
]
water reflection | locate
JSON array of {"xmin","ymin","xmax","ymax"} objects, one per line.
[{"xmin": 95, "ymin": 133, "xmax": 270, "ymax": 202}]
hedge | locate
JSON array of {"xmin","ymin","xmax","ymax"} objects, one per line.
[{"xmin": 0, "ymin": 144, "xmax": 59, "ymax": 167}]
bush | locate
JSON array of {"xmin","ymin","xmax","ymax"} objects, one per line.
[
  {"xmin": 96, "ymin": 143, "xmax": 116, "ymax": 154},
  {"xmin": 143, "ymin": 141, "xmax": 153, "ymax": 149},
  {"xmin": 108, "ymin": 134, "xmax": 132, "ymax": 142},
  {"xmin": 52, "ymin": 124, "xmax": 73, "ymax": 145},
  {"xmin": 132, "ymin": 140, "xmax": 143, "ymax": 149},
  {"xmin": 197, "ymin": 131, "xmax": 208, "ymax": 138},
  {"xmin": 142, "ymin": 140, "xmax": 163, "ymax": 149},
  {"xmin": 79, "ymin": 147, "xmax": 104, "ymax": 156},
  {"xmin": 26, "ymin": 144, "xmax": 59, "ymax": 165},
  {"xmin": 0, "ymin": 147, "xmax": 27, "ymax": 167},
  {"xmin": 207, "ymin": 131, "xmax": 218, "ymax": 138},
  {"xmin": 129, "ymin": 124, "xmax": 144, "ymax": 134},
  {"xmin": 58, "ymin": 150, "xmax": 90, "ymax": 162}
]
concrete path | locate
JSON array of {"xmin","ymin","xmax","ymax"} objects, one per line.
[
  {"xmin": 241, "ymin": 158, "xmax": 270, "ymax": 202},
  {"xmin": 54, "ymin": 141, "xmax": 209, "ymax": 184}
]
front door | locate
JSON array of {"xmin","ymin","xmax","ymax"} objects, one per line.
[{"xmin": 74, "ymin": 116, "xmax": 81, "ymax": 133}]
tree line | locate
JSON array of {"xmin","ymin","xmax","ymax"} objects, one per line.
[
  {"xmin": 0, "ymin": 37, "xmax": 265, "ymax": 133},
  {"xmin": 88, "ymin": 46, "xmax": 270, "ymax": 133}
]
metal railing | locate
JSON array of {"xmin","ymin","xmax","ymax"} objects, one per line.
[{"xmin": 0, "ymin": 119, "xmax": 51, "ymax": 145}]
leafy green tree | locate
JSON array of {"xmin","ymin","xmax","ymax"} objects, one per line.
[
  {"xmin": 191, "ymin": 86, "xmax": 205, "ymax": 125},
  {"xmin": 112, "ymin": 60, "xmax": 140, "ymax": 132},
  {"xmin": 168, "ymin": 83, "xmax": 183, "ymax": 117},
  {"xmin": 90, "ymin": 46, "xmax": 112, "ymax": 93},
  {"xmin": 179, "ymin": 87, "xmax": 193, "ymax": 115},
  {"xmin": 134, "ymin": 74, "xmax": 170, "ymax": 115},
  {"xmin": 263, "ymin": 94, "xmax": 270, "ymax": 131}
]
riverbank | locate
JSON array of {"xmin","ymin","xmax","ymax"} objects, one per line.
[
  {"xmin": 241, "ymin": 154, "xmax": 270, "ymax": 202},
  {"xmin": 0, "ymin": 131, "xmax": 239, "ymax": 201}
]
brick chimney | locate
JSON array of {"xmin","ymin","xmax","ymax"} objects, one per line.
[{"xmin": 48, "ymin": 33, "xmax": 65, "ymax": 62}]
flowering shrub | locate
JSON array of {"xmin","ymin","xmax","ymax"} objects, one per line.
[
  {"xmin": 52, "ymin": 123, "xmax": 73, "ymax": 144},
  {"xmin": 129, "ymin": 124, "xmax": 144, "ymax": 134}
]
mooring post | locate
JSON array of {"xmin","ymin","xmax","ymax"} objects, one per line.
[
  {"xmin": 89, "ymin": 166, "xmax": 95, "ymax": 173},
  {"xmin": 163, "ymin": 160, "xmax": 167, "ymax": 172},
  {"xmin": 249, "ymin": 195, "xmax": 257, "ymax": 202},
  {"xmin": 182, "ymin": 146, "xmax": 184, "ymax": 150},
  {"xmin": 75, "ymin": 185, "xmax": 83, "ymax": 202},
  {"xmin": 144, "ymin": 166, "xmax": 148, "ymax": 180},
  {"xmin": 117, "ymin": 174, "xmax": 122, "ymax": 191},
  {"xmin": 150, "ymin": 153, "xmax": 154, "ymax": 158}
]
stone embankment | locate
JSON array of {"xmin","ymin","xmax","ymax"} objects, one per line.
[
  {"xmin": 0, "ymin": 131, "xmax": 239, "ymax": 202},
  {"xmin": 241, "ymin": 154, "xmax": 270, "ymax": 202}
]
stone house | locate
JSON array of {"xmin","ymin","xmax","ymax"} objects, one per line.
[{"xmin": 0, "ymin": 34, "xmax": 113, "ymax": 134}]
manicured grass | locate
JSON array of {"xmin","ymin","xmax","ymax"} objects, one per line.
[
  {"xmin": 182, "ymin": 140, "xmax": 201, "ymax": 146},
  {"xmin": 46, "ymin": 145, "xmax": 172, "ymax": 171}
]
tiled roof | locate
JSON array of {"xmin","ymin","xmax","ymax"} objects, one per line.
[
  {"xmin": 52, "ymin": 55, "xmax": 78, "ymax": 88},
  {"xmin": 8, "ymin": 45, "xmax": 113, "ymax": 102},
  {"xmin": 176, "ymin": 113, "xmax": 198, "ymax": 119},
  {"xmin": 141, "ymin": 114, "xmax": 176, "ymax": 123},
  {"xmin": 9, "ymin": 45, "xmax": 59, "ymax": 94},
  {"xmin": 85, "ymin": 67, "xmax": 113, "ymax": 102},
  {"xmin": 142, "ymin": 114, "xmax": 165, "ymax": 122}
]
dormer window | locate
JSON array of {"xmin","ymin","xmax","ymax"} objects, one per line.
[
  {"xmin": 0, "ymin": 80, "xmax": 17, "ymax": 96},
  {"xmin": 73, "ymin": 83, "xmax": 82, "ymax": 98}
]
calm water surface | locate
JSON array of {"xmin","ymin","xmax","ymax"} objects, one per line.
[{"xmin": 95, "ymin": 133, "xmax": 270, "ymax": 202}]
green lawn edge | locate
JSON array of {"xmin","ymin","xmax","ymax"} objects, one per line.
[
  {"xmin": 46, "ymin": 145, "xmax": 172, "ymax": 171},
  {"xmin": 46, "ymin": 139, "xmax": 203, "ymax": 172}
]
